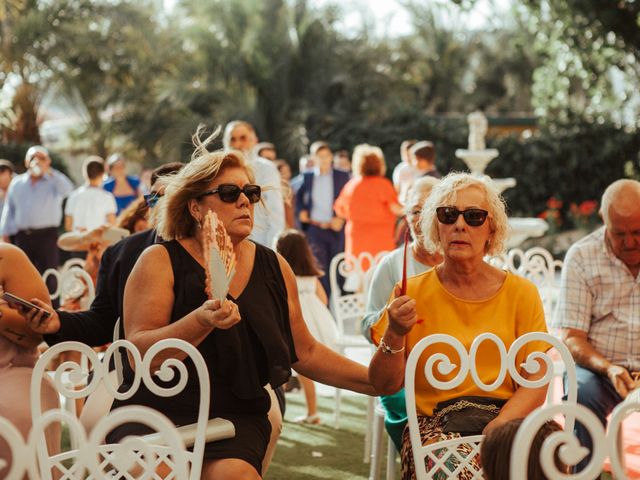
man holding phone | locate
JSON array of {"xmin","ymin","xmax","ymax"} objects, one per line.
[
  {"xmin": 0, "ymin": 146, "xmax": 73, "ymax": 274},
  {"xmin": 21, "ymin": 162, "xmax": 184, "ymax": 344}
]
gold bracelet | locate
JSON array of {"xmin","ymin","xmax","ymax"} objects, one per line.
[{"xmin": 379, "ymin": 338, "xmax": 405, "ymax": 355}]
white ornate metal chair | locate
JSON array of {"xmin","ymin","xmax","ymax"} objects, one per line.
[
  {"xmin": 510, "ymin": 402, "xmax": 607, "ymax": 480},
  {"xmin": 490, "ymin": 247, "xmax": 563, "ymax": 318},
  {"xmin": 329, "ymin": 252, "xmax": 379, "ymax": 428},
  {"xmin": 329, "ymin": 250, "xmax": 389, "ymax": 468},
  {"xmin": 43, "ymin": 258, "xmax": 95, "ymax": 309},
  {"xmin": 404, "ymin": 332, "xmax": 577, "ymax": 480},
  {"xmin": 27, "ymin": 339, "xmax": 234, "ymax": 479},
  {"xmin": 607, "ymin": 387, "xmax": 640, "ymax": 479},
  {"xmin": 508, "ymin": 382, "xmax": 640, "ymax": 479},
  {"xmin": 368, "ymin": 399, "xmax": 398, "ymax": 480}
]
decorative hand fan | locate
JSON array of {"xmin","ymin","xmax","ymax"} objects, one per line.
[{"xmin": 202, "ymin": 210, "xmax": 236, "ymax": 301}]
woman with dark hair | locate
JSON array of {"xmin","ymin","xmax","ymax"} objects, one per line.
[
  {"xmin": 116, "ymin": 196, "xmax": 149, "ymax": 234},
  {"xmin": 276, "ymin": 229, "xmax": 339, "ymax": 424},
  {"xmin": 103, "ymin": 153, "xmax": 141, "ymax": 214},
  {"xmin": 334, "ymin": 144, "xmax": 403, "ymax": 262}
]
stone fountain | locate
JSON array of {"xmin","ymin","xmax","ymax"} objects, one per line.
[{"xmin": 455, "ymin": 110, "xmax": 548, "ymax": 248}]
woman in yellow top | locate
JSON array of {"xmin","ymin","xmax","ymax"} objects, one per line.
[{"xmin": 368, "ymin": 172, "xmax": 549, "ymax": 479}]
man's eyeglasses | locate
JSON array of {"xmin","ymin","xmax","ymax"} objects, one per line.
[
  {"xmin": 198, "ymin": 184, "xmax": 261, "ymax": 204},
  {"xmin": 436, "ymin": 207, "xmax": 489, "ymax": 227},
  {"xmin": 144, "ymin": 192, "xmax": 163, "ymax": 209}
]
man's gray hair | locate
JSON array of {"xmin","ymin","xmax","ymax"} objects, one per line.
[
  {"xmin": 222, "ymin": 120, "xmax": 255, "ymax": 150},
  {"xmin": 25, "ymin": 145, "xmax": 49, "ymax": 162},
  {"xmin": 600, "ymin": 178, "xmax": 640, "ymax": 222}
]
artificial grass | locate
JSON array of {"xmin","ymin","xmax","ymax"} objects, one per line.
[{"xmin": 265, "ymin": 391, "xmax": 392, "ymax": 479}]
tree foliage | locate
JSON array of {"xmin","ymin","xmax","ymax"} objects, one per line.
[
  {"xmin": 1, "ymin": 0, "xmax": 638, "ymax": 219},
  {"xmin": 523, "ymin": 0, "xmax": 640, "ymax": 127}
]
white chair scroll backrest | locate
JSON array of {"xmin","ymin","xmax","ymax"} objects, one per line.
[
  {"xmin": 510, "ymin": 403, "xmax": 607, "ymax": 480},
  {"xmin": 43, "ymin": 261, "xmax": 95, "ymax": 309},
  {"xmin": 607, "ymin": 388, "xmax": 640, "ymax": 479},
  {"xmin": 329, "ymin": 252, "xmax": 370, "ymax": 336},
  {"xmin": 29, "ymin": 339, "xmax": 211, "ymax": 480},
  {"xmin": 511, "ymin": 389, "xmax": 640, "ymax": 479},
  {"xmin": 404, "ymin": 332, "xmax": 577, "ymax": 480},
  {"xmin": 496, "ymin": 247, "xmax": 563, "ymax": 317},
  {"xmin": 0, "ymin": 415, "xmax": 30, "ymax": 480},
  {"xmin": 329, "ymin": 251, "xmax": 387, "ymax": 336}
]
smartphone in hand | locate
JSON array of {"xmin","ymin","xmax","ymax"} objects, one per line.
[{"xmin": 1, "ymin": 292, "xmax": 51, "ymax": 319}]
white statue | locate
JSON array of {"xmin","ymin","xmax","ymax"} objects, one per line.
[{"xmin": 467, "ymin": 110, "xmax": 488, "ymax": 151}]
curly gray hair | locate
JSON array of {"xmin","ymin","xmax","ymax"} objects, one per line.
[{"xmin": 420, "ymin": 172, "xmax": 509, "ymax": 256}]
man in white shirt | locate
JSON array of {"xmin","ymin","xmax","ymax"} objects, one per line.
[
  {"xmin": 393, "ymin": 139, "xmax": 424, "ymax": 205},
  {"xmin": 65, "ymin": 156, "xmax": 117, "ymax": 232},
  {"xmin": 553, "ymin": 179, "xmax": 640, "ymax": 471},
  {"xmin": 223, "ymin": 121, "xmax": 285, "ymax": 248}
]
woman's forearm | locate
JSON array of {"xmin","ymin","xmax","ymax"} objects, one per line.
[
  {"xmin": 127, "ymin": 310, "xmax": 212, "ymax": 370},
  {"xmin": 293, "ymin": 341, "xmax": 377, "ymax": 396},
  {"xmin": 0, "ymin": 309, "xmax": 42, "ymax": 348},
  {"xmin": 497, "ymin": 385, "xmax": 546, "ymax": 421},
  {"xmin": 368, "ymin": 328, "xmax": 406, "ymax": 395}
]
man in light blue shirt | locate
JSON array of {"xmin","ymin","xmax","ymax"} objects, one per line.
[{"xmin": 0, "ymin": 146, "xmax": 73, "ymax": 273}]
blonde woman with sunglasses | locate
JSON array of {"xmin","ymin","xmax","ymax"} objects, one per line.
[
  {"xmin": 368, "ymin": 172, "xmax": 551, "ymax": 479},
  {"xmin": 107, "ymin": 128, "xmax": 375, "ymax": 480}
]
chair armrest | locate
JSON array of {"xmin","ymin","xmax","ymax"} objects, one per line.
[{"xmin": 143, "ymin": 417, "xmax": 235, "ymax": 448}]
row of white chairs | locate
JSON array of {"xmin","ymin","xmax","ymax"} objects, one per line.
[
  {"xmin": 0, "ymin": 339, "xmax": 235, "ymax": 479},
  {"xmin": 3, "ymin": 336, "xmax": 636, "ymax": 479}
]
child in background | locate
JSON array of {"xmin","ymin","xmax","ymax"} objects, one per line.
[{"xmin": 276, "ymin": 229, "xmax": 339, "ymax": 424}]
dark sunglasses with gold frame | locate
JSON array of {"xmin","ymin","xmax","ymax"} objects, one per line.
[{"xmin": 198, "ymin": 184, "xmax": 262, "ymax": 204}]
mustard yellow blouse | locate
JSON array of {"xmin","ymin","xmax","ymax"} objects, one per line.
[{"xmin": 371, "ymin": 269, "xmax": 549, "ymax": 416}]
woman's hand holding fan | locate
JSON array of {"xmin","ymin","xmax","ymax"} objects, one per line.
[
  {"xmin": 196, "ymin": 211, "xmax": 241, "ymax": 330},
  {"xmin": 202, "ymin": 210, "xmax": 237, "ymax": 301}
]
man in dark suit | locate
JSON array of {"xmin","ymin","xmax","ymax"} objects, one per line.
[
  {"xmin": 294, "ymin": 141, "xmax": 350, "ymax": 297},
  {"xmin": 26, "ymin": 162, "xmax": 184, "ymax": 347}
]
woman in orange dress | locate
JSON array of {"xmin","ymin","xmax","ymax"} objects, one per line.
[{"xmin": 334, "ymin": 144, "xmax": 403, "ymax": 264}]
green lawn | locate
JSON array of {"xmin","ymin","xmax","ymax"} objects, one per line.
[{"xmin": 265, "ymin": 391, "xmax": 392, "ymax": 479}]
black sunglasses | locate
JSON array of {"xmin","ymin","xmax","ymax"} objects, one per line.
[
  {"xmin": 436, "ymin": 207, "xmax": 489, "ymax": 227},
  {"xmin": 199, "ymin": 184, "xmax": 261, "ymax": 204},
  {"xmin": 143, "ymin": 192, "xmax": 163, "ymax": 208}
]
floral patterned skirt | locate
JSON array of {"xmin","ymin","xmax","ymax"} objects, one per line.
[{"xmin": 400, "ymin": 415, "xmax": 481, "ymax": 480}]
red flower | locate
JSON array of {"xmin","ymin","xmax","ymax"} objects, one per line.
[
  {"xmin": 579, "ymin": 200, "xmax": 598, "ymax": 216},
  {"xmin": 546, "ymin": 197, "xmax": 563, "ymax": 210}
]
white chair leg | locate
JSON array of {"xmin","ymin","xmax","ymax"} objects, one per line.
[
  {"xmin": 368, "ymin": 405, "xmax": 386, "ymax": 480},
  {"xmin": 334, "ymin": 387, "xmax": 342, "ymax": 429},
  {"xmin": 363, "ymin": 395, "xmax": 375, "ymax": 463},
  {"xmin": 386, "ymin": 439, "xmax": 397, "ymax": 480}
]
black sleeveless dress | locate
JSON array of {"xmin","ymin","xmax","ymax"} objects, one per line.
[{"xmin": 109, "ymin": 240, "xmax": 297, "ymax": 474}]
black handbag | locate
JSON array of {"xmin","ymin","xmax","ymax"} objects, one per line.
[{"xmin": 434, "ymin": 396, "xmax": 508, "ymax": 436}]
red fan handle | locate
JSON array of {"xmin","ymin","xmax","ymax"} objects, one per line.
[{"xmin": 400, "ymin": 228, "xmax": 410, "ymax": 295}]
